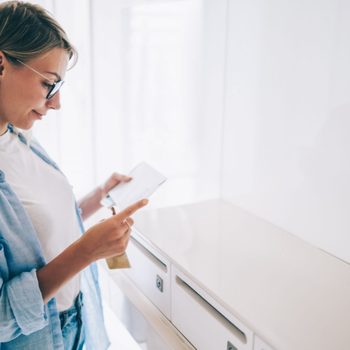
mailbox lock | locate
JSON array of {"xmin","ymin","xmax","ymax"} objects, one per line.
[
  {"xmin": 156, "ymin": 275, "xmax": 163, "ymax": 292},
  {"xmin": 227, "ymin": 341, "xmax": 237, "ymax": 350}
]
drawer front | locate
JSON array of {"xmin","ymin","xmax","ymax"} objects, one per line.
[
  {"xmin": 254, "ymin": 336, "xmax": 274, "ymax": 350},
  {"xmin": 124, "ymin": 233, "xmax": 171, "ymax": 319},
  {"xmin": 171, "ymin": 267, "xmax": 253, "ymax": 350}
]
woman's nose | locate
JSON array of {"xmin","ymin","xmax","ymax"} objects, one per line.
[{"xmin": 46, "ymin": 91, "xmax": 61, "ymax": 110}]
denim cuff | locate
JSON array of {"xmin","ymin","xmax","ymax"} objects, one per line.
[{"xmin": 7, "ymin": 269, "xmax": 49, "ymax": 335}]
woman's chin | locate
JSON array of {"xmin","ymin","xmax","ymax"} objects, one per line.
[{"xmin": 12, "ymin": 120, "xmax": 35, "ymax": 131}]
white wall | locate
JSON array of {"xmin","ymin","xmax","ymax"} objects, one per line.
[
  {"xmin": 222, "ymin": 0, "xmax": 350, "ymax": 263},
  {"xmin": 90, "ymin": 0, "xmax": 228, "ymax": 207},
  {"xmin": 33, "ymin": 0, "xmax": 227, "ymax": 207}
]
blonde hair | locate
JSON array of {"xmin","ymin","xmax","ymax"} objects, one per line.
[{"xmin": 0, "ymin": 1, "xmax": 77, "ymax": 65}]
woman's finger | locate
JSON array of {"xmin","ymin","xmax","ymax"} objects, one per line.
[
  {"xmin": 116, "ymin": 199, "xmax": 148, "ymax": 222},
  {"xmin": 111, "ymin": 172, "xmax": 132, "ymax": 184}
]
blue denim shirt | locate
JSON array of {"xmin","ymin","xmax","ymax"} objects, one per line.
[{"xmin": 0, "ymin": 126, "xmax": 110, "ymax": 349}]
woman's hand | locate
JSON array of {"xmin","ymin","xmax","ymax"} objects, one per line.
[
  {"xmin": 78, "ymin": 172, "xmax": 132, "ymax": 220},
  {"xmin": 78, "ymin": 198, "xmax": 148, "ymax": 263},
  {"xmin": 36, "ymin": 198, "xmax": 148, "ymax": 303},
  {"xmin": 100, "ymin": 172, "xmax": 132, "ymax": 198}
]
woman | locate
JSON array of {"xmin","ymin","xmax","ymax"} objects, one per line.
[{"xmin": 0, "ymin": 1, "xmax": 147, "ymax": 349}]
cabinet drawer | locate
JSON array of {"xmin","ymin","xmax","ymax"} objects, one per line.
[
  {"xmin": 254, "ymin": 336, "xmax": 274, "ymax": 350},
  {"xmin": 124, "ymin": 233, "xmax": 171, "ymax": 319},
  {"xmin": 171, "ymin": 267, "xmax": 253, "ymax": 350}
]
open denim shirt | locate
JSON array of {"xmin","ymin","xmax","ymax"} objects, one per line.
[{"xmin": 0, "ymin": 126, "xmax": 109, "ymax": 349}]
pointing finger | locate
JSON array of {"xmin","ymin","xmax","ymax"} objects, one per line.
[{"xmin": 116, "ymin": 199, "xmax": 148, "ymax": 221}]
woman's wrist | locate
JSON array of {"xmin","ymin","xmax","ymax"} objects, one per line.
[{"xmin": 73, "ymin": 236, "xmax": 96, "ymax": 266}]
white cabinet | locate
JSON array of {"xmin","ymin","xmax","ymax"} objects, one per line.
[
  {"xmin": 125, "ymin": 233, "xmax": 171, "ymax": 319},
  {"xmin": 171, "ymin": 267, "xmax": 253, "ymax": 350},
  {"xmin": 109, "ymin": 200, "xmax": 350, "ymax": 350},
  {"xmin": 254, "ymin": 336, "xmax": 274, "ymax": 350}
]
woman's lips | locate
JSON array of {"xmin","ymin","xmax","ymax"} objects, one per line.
[{"xmin": 32, "ymin": 110, "xmax": 43, "ymax": 119}]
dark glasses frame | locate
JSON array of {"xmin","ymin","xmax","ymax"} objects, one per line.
[{"xmin": 15, "ymin": 59, "xmax": 64, "ymax": 99}]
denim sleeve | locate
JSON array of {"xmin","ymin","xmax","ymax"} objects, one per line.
[{"xmin": 0, "ymin": 267, "xmax": 49, "ymax": 342}]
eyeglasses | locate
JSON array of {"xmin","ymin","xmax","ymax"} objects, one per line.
[{"xmin": 16, "ymin": 59, "xmax": 64, "ymax": 100}]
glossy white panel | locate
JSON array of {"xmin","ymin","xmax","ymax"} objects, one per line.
[{"xmin": 222, "ymin": 0, "xmax": 350, "ymax": 262}]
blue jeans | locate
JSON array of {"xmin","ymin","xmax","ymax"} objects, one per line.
[{"xmin": 59, "ymin": 292, "xmax": 85, "ymax": 350}]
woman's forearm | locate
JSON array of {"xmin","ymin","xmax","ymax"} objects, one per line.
[
  {"xmin": 36, "ymin": 240, "xmax": 91, "ymax": 303},
  {"xmin": 78, "ymin": 186, "xmax": 103, "ymax": 221}
]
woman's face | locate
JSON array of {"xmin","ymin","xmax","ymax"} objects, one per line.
[{"xmin": 0, "ymin": 48, "xmax": 69, "ymax": 134}]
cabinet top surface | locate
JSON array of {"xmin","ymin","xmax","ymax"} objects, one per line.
[{"xmin": 133, "ymin": 199, "xmax": 350, "ymax": 350}]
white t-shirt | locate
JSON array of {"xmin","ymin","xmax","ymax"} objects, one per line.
[{"xmin": 0, "ymin": 130, "xmax": 81, "ymax": 311}]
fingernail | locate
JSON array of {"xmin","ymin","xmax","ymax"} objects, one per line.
[{"xmin": 142, "ymin": 199, "xmax": 149, "ymax": 205}]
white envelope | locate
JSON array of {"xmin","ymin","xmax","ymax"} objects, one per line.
[{"xmin": 101, "ymin": 162, "xmax": 167, "ymax": 211}]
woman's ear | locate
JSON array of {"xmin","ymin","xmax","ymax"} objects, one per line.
[
  {"xmin": 0, "ymin": 51, "xmax": 9, "ymax": 76},
  {"xmin": 0, "ymin": 52, "xmax": 5, "ymax": 76}
]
